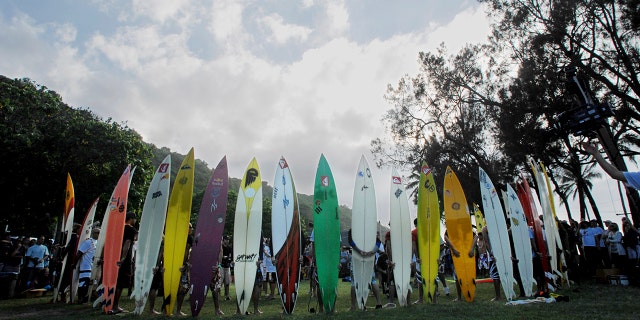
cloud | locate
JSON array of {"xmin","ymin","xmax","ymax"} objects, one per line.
[
  {"xmin": 0, "ymin": 1, "xmax": 493, "ymax": 223},
  {"xmin": 258, "ymin": 13, "xmax": 312, "ymax": 44}
]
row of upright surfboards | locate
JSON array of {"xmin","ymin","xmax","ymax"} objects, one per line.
[{"xmin": 59, "ymin": 150, "xmax": 566, "ymax": 315}]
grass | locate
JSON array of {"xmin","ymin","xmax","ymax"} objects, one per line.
[{"xmin": 1, "ymin": 277, "xmax": 639, "ymax": 320}]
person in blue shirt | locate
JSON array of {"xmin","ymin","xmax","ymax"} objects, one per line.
[{"xmin": 582, "ymin": 142, "xmax": 640, "ymax": 189}]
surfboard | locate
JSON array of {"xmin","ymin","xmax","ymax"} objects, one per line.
[
  {"xmin": 473, "ymin": 203, "xmax": 486, "ymax": 232},
  {"xmin": 416, "ymin": 163, "xmax": 440, "ymax": 304},
  {"xmin": 351, "ymin": 155, "xmax": 378, "ymax": 310},
  {"xmin": 130, "ymin": 155, "xmax": 171, "ymax": 315},
  {"xmin": 529, "ymin": 160, "xmax": 559, "ymax": 285},
  {"xmin": 53, "ymin": 173, "xmax": 76, "ymax": 303},
  {"xmin": 64, "ymin": 173, "xmax": 75, "ymax": 224},
  {"xmin": 92, "ymin": 168, "xmax": 135, "ymax": 307},
  {"xmin": 71, "ymin": 196, "xmax": 100, "ymax": 303},
  {"xmin": 102, "ymin": 165, "xmax": 132, "ymax": 314},
  {"xmin": 538, "ymin": 161, "xmax": 569, "ymax": 285},
  {"xmin": 163, "ymin": 148, "xmax": 195, "ymax": 316},
  {"xmin": 443, "ymin": 166, "xmax": 476, "ymax": 302},
  {"xmin": 389, "ymin": 168, "xmax": 413, "ymax": 306},
  {"xmin": 190, "ymin": 156, "xmax": 229, "ymax": 317},
  {"xmin": 234, "ymin": 157, "xmax": 263, "ymax": 315},
  {"xmin": 505, "ymin": 184, "xmax": 536, "ymax": 297},
  {"xmin": 313, "ymin": 154, "xmax": 341, "ymax": 313},
  {"xmin": 271, "ymin": 156, "xmax": 301, "ymax": 314},
  {"xmin": 478, "ymin": 167, "xmax": 516, "ymax": 301},
  {"xmin": 516, "ymin": 177, "xmax": 550, "ymax": 290}
]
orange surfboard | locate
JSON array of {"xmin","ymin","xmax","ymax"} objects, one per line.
[
  {"xmin": 443, "ymin": 166, "xmax": 476, "ymax": 302},
  {"xmin": 101, "ymin": 165, "xmax": 132, "ymax": 314}
]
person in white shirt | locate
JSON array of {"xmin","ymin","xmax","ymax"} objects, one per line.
[{"xmin": 75, "ymin": 228, "xmax": 99, "ymax": 303}]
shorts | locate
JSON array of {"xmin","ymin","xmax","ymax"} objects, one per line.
[
  {"xmin": 489, "ymin": 259, "xmax": 499, "ymax": 280},
  {"xmin": 266, "ymin": 272, "xmax": 276, "ymax": 283},
  {"xmin": 117, "ymin": 270, "xmax": 132, "ymax": 289},
  {"xmin": 222, "ymin": 267, "xmax": 231, "ymax": 285}
]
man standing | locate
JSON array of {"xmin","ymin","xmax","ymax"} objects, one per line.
[
  {"xmin": 75, "ymin": 228, "xmax": 99, "ymax": 303},
  {"xmin": 25, "ymin": 236, "xmax": 49, "ymax": 290},
  {"xmin": 220, "ymin": 235, "xmax": 233, "ymax": 301},
  {"xmin": 112, "ymin": 212, "xmax": 138, "ymax": 313}
]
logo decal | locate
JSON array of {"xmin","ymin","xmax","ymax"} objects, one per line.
[{"xmin": 245, "ymin": 168, "xmax": 259, "ymax": 187}]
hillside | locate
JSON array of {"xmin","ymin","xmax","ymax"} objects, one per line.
[{"xmin": 149, "ymin": 145, "xmax": 355, "ymax": 238}]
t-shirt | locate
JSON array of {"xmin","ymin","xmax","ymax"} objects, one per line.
[
  {"xmin": 25, "ymin": 244, "xmax": 49, "ymax": 268},
  {"xmin": 623, "ymin": 172, "xmax": 640, "ymax": 189},
  {"xmin": 221, "ymin": 243, "xmax": 233, "ymax": 268},
  {"xmin": 120, "ymin": 224, "xmax": 137, "ymax": 273},
  {"xmin": 580, "ymin": 228, "xmax": 598, "ymax": 247},
  {"xmin": 263, "ymin": 244, "xmax": 276, "ymax": 272},
  {"xmin": 77, "ymin": 238, "xmax": 97, "ymax": 277}
]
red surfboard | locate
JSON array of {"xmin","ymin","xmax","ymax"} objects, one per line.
[
  {"xmin": 516, "ymin": 176, "xmax": 550, "ymax": 290},
  {"xmin": 101, "ymin": 165, "xmax": 131, "ymax": 314}
]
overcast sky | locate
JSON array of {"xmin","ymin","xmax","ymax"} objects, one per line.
[{"xmin": 0, "ymin": 0, "xmax": 628, "ymax": 226}]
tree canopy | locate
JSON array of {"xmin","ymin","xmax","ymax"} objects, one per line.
[{"xmin": 373, "ymin": 0, "xmax": 640, "ymax": 225}]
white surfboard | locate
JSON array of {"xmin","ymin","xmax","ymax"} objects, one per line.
[
  {"xmin": 506, "ymin": 184, "xmax": 536, "ymax": 297},
  {"xmin": 271, "ymin": 157, "xmax": 295, "ymax": 265},
  {"xmin": 389, "ymin": 168, "xmax": 412, "ymax": 306},
  {"xmin": 351, "ymin": 155, "xmax": 378, "ymax": 309},
  {"xmin": 271, "ymin": 156, "xmax": 302, "ymax": 314},
  {"xmin": 529, "ymin": 160, "xmax": 562, "ymax": 284},
  {"xmin": 538, "ymin": 161, "xmax": 569, "ymax": 285},
  {"xmin": 131, "ymin": 155, "xmax": 171, "ymax": 315},
  {"xmin": 71, "ymin": 197, "xmax": 100, "ymax": 302},
  {"xmin": 234, "ymin": 158, "xmax": 263, "ymax": 315},
  {"xmin": 53, "ymin": 206, "xmax": 75, "ymax": 303},
  {"xmin": 478, "ymin": 167, "xmax": 516, "ymax": 301}
]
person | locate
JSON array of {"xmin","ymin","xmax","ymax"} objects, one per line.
[
  {"xmin": 75, "ymin": 228, "xmax": 99, "ymax": 304},
  {"xmin": 209, "ymin": 264, "xmax": 224, "ymax": 315},
  {"xmin": 175, "ymin": 262, "xmax": 191, "ymax": 316},
  {"xmin": 622, "ymin": 220, "xmax": 639, "ymax": 272},
  {"xmin": 0, "ymin": 232, "xmax": 22, "ymax": 298},
  {"xmin": 24, "ymin": 235, "xmax": 49, "ymax": 290},
  {"xmin": 147, "ymin": 240, "xmax": 164, "ymax": 315},
  {"xmin": 58, "ymin": 223, "xmax": 81, "ymax": 302},
  {"xmin": 606, "ymin": 223, "xmax": 626, "ymax": 269},
  {"xmin": 112, "ymin": 212, "xmax": 138, "ymax": 314},
  {"xmin": 381, "ymin": 230, "xmax": 399, "ymax": 308},
  {"xmin": 410, "ymin": 218, "xmax": 424, "ymax": 304},
  {"xmin": 473, "ymin": 226, "xmax": 501, "ymax": 301},
  {"xmin": 220, "ymin": 235, "xmax": 233, "ymax": 301},
  {"xmin": 175, "ymin": 224, "xmax": 194, "ymax": 316},
  {"xmin": 262, "ymin": 237, "xmax": 276, "ymax": 300},
  {"xmin": 579, "ymin": 220, "xmax": 599, "ymax": 279},
  {"xmin": 582, "ymin": 142, "xmax": 640, "ymax": 188},
  {"xmin": 436, "ymin": 238, "xmax": 451, "ymax": 297}
]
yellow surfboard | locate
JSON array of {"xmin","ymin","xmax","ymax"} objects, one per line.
[
  {"xmin": 472, "ymin": 203, "xmax": 485, "ymax": 232},
  {"xmin": 443, "ymin": 166, "xmax": 476, "ymax": 302},
  {"xmin": 163, "ymin": 148, "xmax": 195, "ymax": 315},
  {"xmin": 416, "ymin": 162, "xmax": 440, "ymax": 303}
]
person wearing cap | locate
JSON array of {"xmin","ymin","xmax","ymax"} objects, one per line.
[
  {"xmin": 75, "ymin": 228, "xmax": 100, "ymax": 303},
  {"xmin": 112, "ymin": 212, "xmax": 138, "ymax": 313}
]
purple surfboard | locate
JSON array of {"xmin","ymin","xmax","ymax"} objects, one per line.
[{"xmin": 190, "ymin": 156, "xmax": 229, "ymax": 317}]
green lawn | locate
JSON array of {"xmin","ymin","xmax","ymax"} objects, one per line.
[{"xmin": 1, "ymin": 278, "xmax": 639, "ymax": 319}]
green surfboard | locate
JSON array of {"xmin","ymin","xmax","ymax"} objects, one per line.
[{"xmin": 313, "ymin": 154, "xmax": 341, "ymax": 313}]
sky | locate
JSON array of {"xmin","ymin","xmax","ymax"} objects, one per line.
[{"xmin": 0, "ymin": 0, "xmax": 629, "ymax": 227}]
